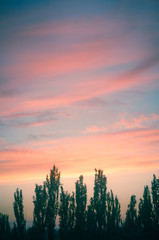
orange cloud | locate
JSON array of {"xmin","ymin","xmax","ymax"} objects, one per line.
[{"xmin": 0, "ymin": 128, "xmax": 159, "ymax": 183}]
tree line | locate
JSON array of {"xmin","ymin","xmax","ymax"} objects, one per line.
[{"xmin": 0, "ymin": 165, "xmax": 159, "ymax": 240}]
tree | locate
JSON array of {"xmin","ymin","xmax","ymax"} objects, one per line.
[
  {"xmin": 0, "ymin": 213, "xmax": 10, "ymax": 240},
  {"xmin": 75, "ymin": 175, "xmax": 87, "ymax": 239},
  {"xmin": 68, "ymin": 191, "xmax": 76, "ymax": 234},
  {"xmin": 59, "ymin": 186, "xmax": 75, "ymax": 239},
  {"xmin": 45, "ymin": 165, "xmax": 60, "ymax": 240},
  {"xmin": 124, "ymin": 195, "xmax": 138, "ymax": 240},
  {"xmin": 13, "ymin": 188, "xmax": 26, "ymax": 240},
  {"xmin": 86, "ymin": 198, "xmax": 96, "ymax": 240},
  {"xmin": 93, "ymin": 169, "xmax": 107, "ymax": 239},
  {"xmin": 33, "ymin": 183, "xmax": 47, "ymax": 240},
  {"xmin": 106, "ymin": 190, "xmax": 121, "ymax": 240},
  {"xmin": 11, "ymin": 223, "xmax": 18, "ymax": 240},
  {"xmin": 138, "ymin": 185, "xmax": 152, "ymax": 239},
  {"xmin": 151, "ymin": 174, "xmax": 159, "ymax": 223},
  {"xmin": 151, "ymin": 174, "xmax": 159, "ymax": 238}
]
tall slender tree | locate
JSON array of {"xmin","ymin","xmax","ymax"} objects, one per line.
[
  {"xmin": 59, "ymin": 186, "xmax": 75, "ymax": 239},
  {"xmin": 33, "ymin": 183, "xmax": 47, "ymax": 240},
  {"xmin": 68, "ymin": 191, "xmax": 76, "ymax": 235},
  {"xmin": 59, "ymin": 186, "xmax": 70, "ymax": 239},
  {"xmin": 106, "ymin": 190, "xmax": 121, "ymax": 240},
  {"xmin": 151, "ymin": 174, "xmax": 159, "ymax": 238},
  {"xmin": 124, "ymin": 195, "xmax": 138, "ymax": 240},
  {"xmin": 45, "ymin": 165, "xmax": 60, "ymax": 240},
  {"xmin": 86, "ymin": 198, "xmax": 96, "ymax": 240},
  {"xmin": 0, "ymin": 213, "xmax": 10, "ymax": 240},
  {"xmin": 93, "ymin": 169, "xmax": 107, "ymax": 239},
  {"xmin": 151, "ymin": 175, "xmax": 159, "ymax": 223},
  {"xmin": 13, "ymin": 188, "xmax": 26, "ymax": 240},
  {"xmin": 75, "ymin": 175, "xmax": 87, "ymax": 240},
  {"xmin": 138, "ymin": 185, "xmax": 152, "ymax": 239}
]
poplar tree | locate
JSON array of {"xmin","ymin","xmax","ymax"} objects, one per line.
[
  {"xmin": 106, "ymin": 190, "xmax": 121, "ymax": 240},
  {"xmin": 151, "ymin": 174, "xmax": 159, "ymax": 223},
  {"xmin": 59, "ymin": 186, "xmax": 75, "ymax": 239},
  {"xmin": 68, "ymin": 191, "xmax": 76, "ymax": 234},
  {"xmin": 124, "ymin": 195, "xmax": 137, "ymax": 240},
  {"xmin": 33, "ymin": 183, "xmax": 47, "ymax": 240},
  {"xmin": 75, "ymin": 175, "xmax": 87, "ymax": 239},
  {"xmin": 87, "ymin": 198, "xmax": 96, "ymax": 240},
  {"xmin": 0, "ymin": 213, "xmax": 10, "ymax": 240},
  {"xmin": 13, "ymin": 188, "xmax": 26, "ymax": 240},
  {"xmin": 45, "ymin": 165, "xmax": 60, "ymax": 240},
  {"xmin": 151, "ymin": 174, "xmax": 159, "ymax": 238},
  {"xmin": 138, "ymin": 185, "xmax": 152, "ymax": 239},
  {"xmin": 93, "ymin": 169, "xmax": 107, "ymax": 238}
]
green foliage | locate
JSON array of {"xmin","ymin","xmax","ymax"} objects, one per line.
[
  {"xmin": 151, "ymin": 174, "xmax": 159, "ymax": 224},
  {"xmin": 75, "ymin": 175, "xmax": 87, "ymax": 239},
  {"xmin": 45, "ymin": 165, "xmax": 60, "ymax": 240},
  {"xmin": 0, "ymin": 213, "xmax": 10, "ymax": 240},
  {"xmin": 138, "ymin": 185, "xmax": 153, "ymax": 239},
  {"xmin": 6, "ymin": 167, "xmax": 159, "ymax": 240},
  {"xmin": 59, "ymin": 186, "xmax": 75, "ymax": 239},
  {"xmin": 124, "ymin": 195, "xmax": 138, "ymax": 240},
  {"xmin": 125, "ymin": 195, "xmax": 137, "ymax": 227},
  {"xmin": 106, "ymin": 190, "xmax": 121, "ymax": 240},
  {"xmin": 13, "ymin": 188, "xmax": 26, "ymax": 240},
  {"xmin": 87, "ymin": 198, "xmax": 96, "ymax": 240},
  {"xmin": 94, "ymin": 169, "xmax": 107, "ymax": 230},
  {"xmin": 33, "ymin": 183, "xmax": 47, "ymax": 240},
  {"xmin": 68, "ymin": 191, "xmax": 76, "ymax": 232},
  {"xmin": 151, "ymin": 174, "xmax": 159, "ymax": 238}
]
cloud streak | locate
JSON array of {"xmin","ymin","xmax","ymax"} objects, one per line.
[
  {"xmin": 0, "ymin": 127, "xmax": 159, "ymax": 182},
  {"xmin": 0, "ymin": 2, "xmax": 159, "ymax": 187}
]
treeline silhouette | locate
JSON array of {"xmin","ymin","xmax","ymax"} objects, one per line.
[{"xmin": 0, "ymin": 165, "xmax": 159, "ymax": 240}]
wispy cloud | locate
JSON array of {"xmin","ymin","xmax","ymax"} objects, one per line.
[
  {"xmin": 0, "ymin": 89, "xmax": 19, "ymax": 98},
  {"xmin": 0, "ymin": 127, "xmax": 159, "ymax": 182},
  {"xmin": 0, "ymin": 2, "xmax": 159, "ymax": 185},
  {"xmin": 114, "ymin": 113, "xmax": 159, "ymax": 130},
  {"xmin": 84, "ymin": 125, "xmax": 107, "ymax": 133},
  {"xmin": 0, "ymin": 109, "xmax": 72, "ymax": 128}
]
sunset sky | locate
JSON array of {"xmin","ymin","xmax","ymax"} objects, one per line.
[{"xmin": 0, "ymin": 0, "xmax": 159, "ymax": 222}]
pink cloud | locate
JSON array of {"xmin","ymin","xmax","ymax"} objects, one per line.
[
  {"xmin": 1, "ymin": 17, "xmax": 152, "ymax": 91},
  {"xmin": 0, "ymin": 17, "xmax": 158, "ymax": 119},
  {"xmin": 85, "ymin": 125, "xmax": 107, "ymax": 133},
  {"xmin": 2, "ymin": 68, "xmax": 158, "ymax": 119},
  {"xmin": 0, "ymin": 128, "xmax": 159, "ymax": 183},
  {"xmin": 114, "ymin": 113, "xmax": 159, "ymax": 130}
]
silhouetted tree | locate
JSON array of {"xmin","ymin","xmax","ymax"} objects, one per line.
[
  {"xmin": 33, "ymin": 183, "xmax": 47, "ymax": 240},
  {"xmin": 0, "ymin": 213, "xmax": 10, "ymax": 240},
  {"xmin": 124, "ymin": 195, "xmax": 138, "ymax": 240},
  {"xmin": 59, "ymin": 186, "xmax": 70, "ymax": 239},
  {"xmin": 45, "ymin": 165, "xmax": 60, "ymax": 240},
  {"xmin": 7, "ymin": 167, "xmax": 159, "ymax": 240},
  {"xmin": 59, "ymin": 186, "xmax": 75, "ymax": 239},
  {"xmin": 151, "ymin": 174, "xmax": 159, "ymax": 238},
  {"xmin": 86, "ymin": 198, "xmax": 96, "ymax": 240},
  {"xmin": 138, "ymin": 185, "xmax": 152, "ymax": 240},
  {"xmin": 25, "ymin": 227, "xmax": 36, "ymax": 240},
  {"xmin": 93, "ymin": 169, "xmax": 107, "ymax": 239},
  {"xmin": 11, "ymin": 223, "xmax": 18, "ymax": 240},
  {"xmin": 68, "ymin": 191, "xmax": 76, "ymax": 235},
  {"xmin": 13, "ymin": 188, "xmax": 26, "ymax": 240},
  {"xmin": 75, "ymin": 175, "xmax": 87, "ymax": 240},
  {"xmin": 106, "ymin": 190, "xmax": 121, "ymax": 240}
]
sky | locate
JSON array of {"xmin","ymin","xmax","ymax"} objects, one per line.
[{"xmin": 0, "ymin": 0, "xmax": 159, "ymax": 222}]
